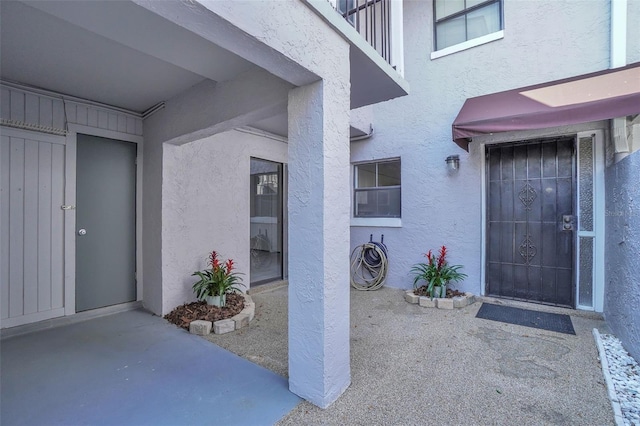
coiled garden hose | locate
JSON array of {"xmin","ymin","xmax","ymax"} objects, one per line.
[{"xmin": 350, "ymin": 235, "xmax": 389, "ymax": 291}]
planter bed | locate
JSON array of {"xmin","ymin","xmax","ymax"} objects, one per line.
[
  {"xmin": 405, "ymin": 290, "xmax": 475, "ymax": 309},
  {"xmin": 188, "ymin": 294, "xmax": 256, "ymax": 335}
]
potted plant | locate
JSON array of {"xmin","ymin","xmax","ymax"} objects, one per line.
[
  {"xmin": 411, "ymin": 245, "xmax": 467, "ymax": 299},
  {"xmin": 192, "ymin": 250, "xmax": 244, "ymax": 307}
]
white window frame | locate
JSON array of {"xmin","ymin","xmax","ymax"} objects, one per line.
[
  {"xmin": 352, "ymin": 158, "xmax": 402, "ymax": 227},
  {"xmin": 432, "ymin": 0, "xmax": 504, "ymax": 59}
]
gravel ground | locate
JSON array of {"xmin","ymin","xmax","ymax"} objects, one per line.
[
  {"xmin": 599, "ymin": 333, "xmax": 640, "ymax": 425},
  {"xmin": 206, "ymin": 284, "xmax": 614, "ymax": 425}
]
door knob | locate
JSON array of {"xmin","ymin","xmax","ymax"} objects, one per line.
[{"xmin": 78, "ymin": 228, "xmax": 87, "ymax": 236}]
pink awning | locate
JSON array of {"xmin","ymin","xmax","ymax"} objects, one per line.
[{"xmin": 452, "ymin": 62, "xmax": 640, "ymax": 150}]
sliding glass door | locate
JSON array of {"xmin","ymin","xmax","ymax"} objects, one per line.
[{"xmin": 250, "ymin": 158, "xmax": 283, "ymax": 285}]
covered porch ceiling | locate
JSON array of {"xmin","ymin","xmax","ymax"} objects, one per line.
[
  {"xmin": 0, "ymin": 0, "xmax": 256, "ymax": 114},
  {"xmin": 2, "ymin": 0, "xmax": 405, "ymax": 139}
]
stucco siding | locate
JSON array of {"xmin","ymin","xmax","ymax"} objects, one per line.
[
  {"xmin": 161, "ymin": 129, "xmax": 287, "ymax": 315},
  {"xmin": 351, "ymin": 0, "xmax": 612, "ymax": 294},
  {"xmin": 604, "ymin": 149, "xmax": 640, "ymax": 361}
]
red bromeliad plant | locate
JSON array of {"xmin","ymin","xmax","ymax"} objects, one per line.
[
  {"xmin": 192, "ymin": 250, "xmax": 244, "ymax": 306},
  {"xmin": 411, "ymin": 245, "xmax": 467, "ymax": 299}
]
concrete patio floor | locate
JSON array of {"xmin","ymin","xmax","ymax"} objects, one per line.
[
  {"xmin": 1, "ymin": 308, "xmax": 300, "ymax": 426},
  {"xmin": 207, "ymin": 284, "xmax": 615, "ymax": 425},
  {"xmin": 2, "ymin": 283, "xmax": 614, "ymax": 426}
]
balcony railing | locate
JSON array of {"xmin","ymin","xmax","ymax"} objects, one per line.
[{"xmin": 336, "ymin": 0, "xmax": 392, "ymax": 66}]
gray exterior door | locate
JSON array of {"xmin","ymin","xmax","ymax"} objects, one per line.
[
  {"xmin": 76, "ymin": 135, "xmax": 136, "ymax": 312},
  {"xmin": 486, "ymin": 138, "xmax": 575, "ymax": 307}
]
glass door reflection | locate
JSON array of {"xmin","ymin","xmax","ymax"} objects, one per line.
[{"xmin": 250, "ymin": 158, "xmax": 283, "ymax": 285}]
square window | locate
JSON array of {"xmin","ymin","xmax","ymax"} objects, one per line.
[
  {"xmin": 354, "ymin": 159, "xmax": 401, "ymax": 218},
  {"xmin": 434, "ymin": 0, "xmax": 503, "ymax": 51}
]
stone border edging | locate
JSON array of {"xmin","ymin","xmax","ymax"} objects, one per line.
[
  {"xmin": 593, "ymin": 328, "xmax": 626, "ymax": 426},
  {"xmin": 404, "ymin": 290, "xmax": 475, "ymax": 309},
  {"xmin": 189, "ymin": 294, "xmax": 256, "ymax": 336}
]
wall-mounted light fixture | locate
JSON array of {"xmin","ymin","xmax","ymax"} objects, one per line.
[{"xmin": 445, "ymin": 155, "xmax": 460, "ymax": 171}]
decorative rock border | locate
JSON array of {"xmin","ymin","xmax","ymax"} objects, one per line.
[
  {"xmin": 405, "ymin": 290, "xmax": 475, "ymax": 309},
  {"xmin": 189, "ymin": 294, "xmax": 256, "ymax": 335}
]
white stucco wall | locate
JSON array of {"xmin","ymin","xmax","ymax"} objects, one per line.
[
  {"xmin": 350, "ymin": 0, "xmax": 612, "ymax": 294},
  {"xmin": 208, "ymin": 0, "xmax": 354, "ymax": 407},
  {"xmin": 626, "ymin": 1, "xmax": 640, "ymax": 64},
  {"xmin": 140, "ymin": 0, "xmax": 396, "ymax": 408},
  {"xmin": 159, "ymin": 129, "xmax": 287, "ymax": 314}
]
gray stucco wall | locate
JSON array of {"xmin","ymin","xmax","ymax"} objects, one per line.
[
  {"xmin": 351, "ymin": 0, "xmax": 612, "ymax": 293},
  {"xmin": 605, "ymin": 149, "xmax": 640, "ymax": 361}
]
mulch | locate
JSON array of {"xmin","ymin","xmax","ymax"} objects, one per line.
[
  {"xmin": 413, "ymin": 286, "xmax": 466, "ymax": 298},
  {"xmin": 164, "ymin": 293, "xmax": 245, "ymax": 330}
]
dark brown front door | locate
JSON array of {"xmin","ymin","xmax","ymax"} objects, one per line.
[{"xmin": 486, "ymin": 138, "xmax": 575, "ymax": 307}]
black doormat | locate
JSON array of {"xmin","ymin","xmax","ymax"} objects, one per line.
[{"xmin": 476, "ymin": 303, "xmax": 575, "ymax": 335}]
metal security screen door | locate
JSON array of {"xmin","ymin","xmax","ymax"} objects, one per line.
[{"xmin": 486, "ymin": 138, "xmax": 575, "ymax": 307}]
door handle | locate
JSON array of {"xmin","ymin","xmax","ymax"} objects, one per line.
[
  {"xmin": 562, "ymin": 215, "xmax": 574, "ymax": 231},
  {"xmin": 78, "ymin": 228, "xmax": 87, "ymax": 236}
]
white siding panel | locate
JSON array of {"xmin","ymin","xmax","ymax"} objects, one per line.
[
  {"xmin": 52, "ymin": 100, "xmax": 65, "ymax": 131},
  {"xmin": 1, "ymin": 136, "xmax": 11, "ymax": 319},
  {"xmin": 25, "ymin": 93, "xmax": 40, "ymax": 125},
  {"xmin": 108, "ymin": 113, "xmax": 118, "ymax": 131},
  {"xmin": 2, "ymin": 86, "xmax": 143, "ymax": 137},
  {"xmin": 1, "ymin": 87, "xmax": 10, "ymax": 120},
  {"xmin": 118, "ymin": 115, "xmax": 127, "ymax": 133},
  {"xmin": 2, "ymin": 308, "xmax": 65, "ymax": 329},
  {"xmin": 76, "ymin": 104, "xmax": 88, "ymax": 126},
  {"xmin": 126, "ymin": 117, "xmax": 136, "ymax": 134},
  {"xmin": 23, "ymin": 140, "xmax": 39, "ymax": 315},
  {"xmin": 66, "ymin": 103, "xmax": 77, "ymax": 124},
  {"xmin": 10, "ymin": 90, "xmax": 25, "ymax": 123},
  {"xmin": 98, "ymin": 110, "xmax": 108, "ymax": 129},
  {"xmin": 39, "ymin": 97, "xmax": 53, "ymax": 129},
  {"xmin": 50, "ymin": 144, "xmax": 64, "ymax": 309},
  {"xmin": 37, "ymin": 143, "xmax": 52, "ymax": 312},
  {"xmin": 87, "ymin": 108, "xmax": 98, "ymax": 128},
  {"xmin": 9, "ymin": 137, "xmax": 25, "ymax": 318}
]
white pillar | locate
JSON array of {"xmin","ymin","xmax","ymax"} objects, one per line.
[
  {"xmin": 287, "ymin": 77, "xmax": 351, "ymax": 408},
  {"xmin": 610, "ymin": 0, "xmax": 627, "ymax": 68},
  {"xmin": 391, "ymin": 0, "xmax": 405, "ymax": 77},
  {"xmin": 610, "ymin": 0, "xmax": 629, "ymax": 159}
]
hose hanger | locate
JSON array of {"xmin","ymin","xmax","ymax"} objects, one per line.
[{"xmin": 350, "ymin": 234, "xmax": 389, "ymax": 291}]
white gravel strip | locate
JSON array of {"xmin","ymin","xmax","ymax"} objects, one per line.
[{"xmin": 594, "ymin": 329, "xmax": 640, "ymax": 426}]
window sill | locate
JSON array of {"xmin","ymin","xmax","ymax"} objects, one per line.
[
  {"xmin": 431, "ymin": 30, "xmax": 504, "ymax": 60},
  {"xmin": 351, "ymin": 217, "xmax": 402, "ymax": 228}
]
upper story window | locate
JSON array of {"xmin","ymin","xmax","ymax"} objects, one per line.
[
  {"xmin": 354, "ymin": 159, "xmax": 401, "ymax": 218},
  {"xmin": 434, "ymin": 0, "xmax": 503, "ymax": 51}
]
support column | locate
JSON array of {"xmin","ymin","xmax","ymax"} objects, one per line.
[{"xmin": 287, "ymin": 77, "xmax": 351, "ymax": 408}]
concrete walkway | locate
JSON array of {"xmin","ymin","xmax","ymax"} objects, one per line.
[
  {"xmin": 207, "ymin": 284, "xmax": 614, "ymax": 425},
  {"xmin": 2, "ymin": 285, "xmax": 614, "ymax": 425},
  {"xmin": 1, "ymin": 309, "xmax": 300, "ymax": 426}
]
